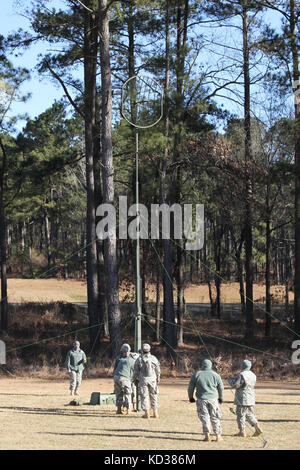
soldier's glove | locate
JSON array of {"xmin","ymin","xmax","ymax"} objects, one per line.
[
  {"xmin": 218, "ymin": 398, "xmax": 223, "ymax": 405},
  {"xmin": 189, "ymin": 397, "xmax": 196, "ymax": 403}
]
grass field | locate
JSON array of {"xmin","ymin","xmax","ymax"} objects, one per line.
[
  {"xmin": 6, "ymin": 278, "xmax": 292, "ymax": 304},
  {"xmin": 0, "ymin": 377, "xmax": 299, "ymax": 450}
]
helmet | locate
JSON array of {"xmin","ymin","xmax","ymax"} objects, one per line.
[
  {"xmin": 120, "ymin": 343, "xmax": 131, "ymax": 353},
  {"xmin": 142, "ymin": 343, "xmax": 151, "ymax": 353}
]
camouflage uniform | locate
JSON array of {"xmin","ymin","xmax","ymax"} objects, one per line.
[
  {"xmin": 114, "ymin": 375, "xmax": 133, "ymax": 409},
  {"xmin": 229, "ymin": 360, "xmax": 258, "ymax": 431},
  {"xmin": 188, "ymin": 359, "xmax": 224, "ymax": 437},
  {"xmin": 66, "ymin": 342, "xmax": 87, "ymax": 394},
  {"xmin": 114, "ymin": 345, "xmax": 135, "ymax": 410},
  {"xmin": 196, "ymin": 399, "xmax": 222, "ymax": 435},
  {"xmin": 130, "ymin": 352, "xmax": 140, "ymax": 409},
  {"xmin": 133, "ymin": 347, "xmax": 160, "ymax": 411}
]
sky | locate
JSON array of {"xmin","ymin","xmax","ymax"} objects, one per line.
[
  {"xmin": 0, "ymin": 0, "xmax": 287, "ymax": 134},
  {"xmin": 0, "ymin": 0, "xmax": 69, "ymax": 131}
]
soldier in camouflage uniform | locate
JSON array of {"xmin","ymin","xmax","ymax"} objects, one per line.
[
  {"xmin": 114, "ymin": 344, "xmax": 135, "ymax": 415},
  {"xmin": 133, "ymin": 343, "xmax": 160, "ymax": 419},
  {"xmin": 66, "ymin": 341, "xmax": 87, "ymax": 396},
  {"xmin": 188, "ymin": 359, "xmax": 224, "ymax": 442},
  {"xmin": 129, "ymin": 351, "xmax": 140, "ymax": 411},
  {"xmin": 228, "ymin": 359, "xmax": 263, "ymax": 437}
]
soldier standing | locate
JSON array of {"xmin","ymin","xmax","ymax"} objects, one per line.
[
  {"xmin": 188, "ymin": 359, "xmax": 224, "ymax": 442},
  {"xmin": 133, "ymin": 343, "xmax": 160, "ymax": 419},
  {"xmin": 228, "ymin": 359, "xmax": 263, "ymax": 437},
  {"xmin": 129, "ymin": 351, "xmax": 140, "ymax": 412},
  {"xmin": 114, "ymin": 344, "xmax": 135, "ymax": 415},
  {"xmin": 66, "ymin": 341, "xmax": 87, "ymax": 396}
]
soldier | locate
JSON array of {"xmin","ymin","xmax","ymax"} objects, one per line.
[
  {"xmin": 188, "ymin": 359, "xmax": 224, "ymax": 442},
  {"xmin": 66, "ymin": 341, "xmax": 87, "ymax": 396},
  {"xmin": 129, "ymin": 351, "xmax": 140, "ymax": 412},
  {"xmin": 228, "ymin": 359, "xmax": 263, "ymax": 438},
  {"xmin": 133, "ymin": 343, "xmax": 160, "ymax": 419},
  {"xmin": 114, "ymin": 343, "xmax": 135, "ymax": 415}
]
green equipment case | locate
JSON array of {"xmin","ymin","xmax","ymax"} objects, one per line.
[{"xmin": 90, "ymin": 392, "xmax": 116, "ymax": 405}]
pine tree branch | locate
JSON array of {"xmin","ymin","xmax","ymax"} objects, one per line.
[{"xmin": 44, "ymin": 61, "xmax": 84, "ymax": 118}]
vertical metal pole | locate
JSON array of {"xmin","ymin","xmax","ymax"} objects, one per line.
[
  {"xmin": 135, "ymin": 129, "xmax": 142, "ymax": 354},
  {"xmin": 135, "ymin": 129, "xmax": 142, "ymax": 412}
]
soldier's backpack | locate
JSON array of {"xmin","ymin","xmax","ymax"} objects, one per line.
[{"xmin": 142, "ymin": 355, "xmax": 153, "ymax": 377}]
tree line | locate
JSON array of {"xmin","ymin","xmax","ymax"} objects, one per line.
[{"xmin": 0, "ymin": 0, "xmax": 299, "ymax": 357}]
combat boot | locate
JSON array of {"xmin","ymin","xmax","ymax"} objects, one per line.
[
  {"xmin": 116, "ymin": 406, "xmax": 123, "ymax": 415},
  {"xmin": 153, "ymin": 409, "xmax": 159, "ymax": 418},
  {"xmin": 235, "ymin": 430, "xmax": 246, "ymax": 437},
  {"xmin": 74, "ymin": 390, "xmax": 79, "ymax": 396},
  {"xmin": 124, "ymin": 407, "xmax": 131, "ymax": 415},
  {"xmin": 203, "ymin": 434, "xmax": 210, "ymax": 442},
  {"xmin": 252, "ymin": 424, "xmax": 262, "ymax": 437},
  {"xmin": 142, "ymin": 410, "xmax": 150, "ymax": 419}
]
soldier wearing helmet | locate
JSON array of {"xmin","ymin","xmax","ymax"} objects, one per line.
[
  {"xmin": 113, "ymin": 343, "xmax": 136, "ymax": 415},
  {"xmin": 133, "ymin": 343, "xmax": 160, "ymax": 419}
]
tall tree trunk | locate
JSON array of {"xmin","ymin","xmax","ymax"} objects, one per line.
[
  {"xmin": 50, "ymin": 189, "xmax": 57, "ymax": 267},
  {"xmin": 155, "ymin": 270, "xmax": 161, "ymax": 342},
  {"xmin": 7, "ymin": 226, "xmax": 11, "ymax": 259},
  {"xmin": 174, "ymin": 0, "xmax": 189, "ymax": 346},
  {"xmin": 99, "ymin": 0, "xmax": 122, "ymax": 355},
  {"xmin": 265, "ymin": 199, "xmax": 271, "ymax": 336},
  {"xmin": 0, "ymin": 137, "xmax": 8, "ymax": 331},
  {"xmin": 28, "ymin": 221, "xmax": 33, "ymax": 277},
  {"xmin": 231, "ymin": 227, "xmax": 246, "ymax": 315},
  {"xmin": 161, "ymin": 0, "xmax": 176, "ymax": 359},
  {"xmin": 242, "ymin": 1, "xmax": 254, "ymax": 339},
  {"xmin": 285, "ymin": 240, "xmax": 291, "ymax": 318},
  {"xmin": 92, "ymin": 27, "xmax": 107, "ymax": 343},
  {"xmin": 84, "ymin": 4, "xmax": 100, "ymax": 348},
  {"xmin": 44, "ymin": 212, "xmax": 51, "ymax": 269},
  {"xmin": 291, "ymin": 0, "xmax": 300, "ymax": 334},
  {"xmin": 21, "ymin": 220, "xmax": 26, "ymax": 253},
  {"xmin": 214, "ymin": 223, "xmax": 223, "ymax": 319}
]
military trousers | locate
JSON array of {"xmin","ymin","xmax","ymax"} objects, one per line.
[
  {"xmin": 196, "ymin": 398, "xmax": 222, "ymax": 435},
  {"xmin": 69, "ymin": 370, "xmax": 83, "ymax": 391},
  {"xmin": 236, "ymin": 405, "xmax": 257, "ymax": 430},
  {"xmin": 138, "ymin": 377, "xmax": 159, "ymax": 411},
  {"xmin": 114, "ymin": 375, "xmax": 132, "ymax": 409}
]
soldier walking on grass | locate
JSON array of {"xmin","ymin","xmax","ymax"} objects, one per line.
[
  {"xmin": 188, "ymin": 359, "xmax": 224, "ymax": 442},
  {"xmin": 66, "ymin": 341, "xmax": 87, "ymax": 396},
  {"xmin": 228, "ymin": 359, "xmax": 263, "ymax": 438},
  {"xmin": 133, "ymin": 343, "xmax": 160, "ymax": 419},
  {"xmin": 114, "ymin": 344, "xmax": 136, "ymax": 415}
]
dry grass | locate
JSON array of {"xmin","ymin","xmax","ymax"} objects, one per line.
[
  {"xmin": 7, "ymin": 278, "xmax": 87, "ymax": 303},
  {"xmin": 0, "ymin": 377, "xmax": 299, "ymax": 450},
  {"xmin": 6, "ymin": 278, "xmax": 293, "ymax": 304}
]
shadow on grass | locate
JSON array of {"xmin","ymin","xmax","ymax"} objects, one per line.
[
  {"xmin": 102, "ymin": 428, "xmax": 202, "ymax": 436},
  {"xmin": 0, "ymin": 406, "xmax": 101, "ymax": 417},
  {"xmin": 0, "ymin": 394, "xmax": 65, "ymax": 397},
  {"xmin": 40, "ymin": 431, "xmax": 234, "ymax": 442},
  {"xmin": 0, "ymin": 406, "xmax": 159, "ymax": 419},
  {"xmin": 259, "ymin": 419, "xmax": 300, "ymax": 423},
  {"xmin": 255, "ymin": 385, "xmax": 300, "ymax": 391},
  {"xmin": 256, "ymin": 401, "xmax": 300, "ymax": 406}
]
